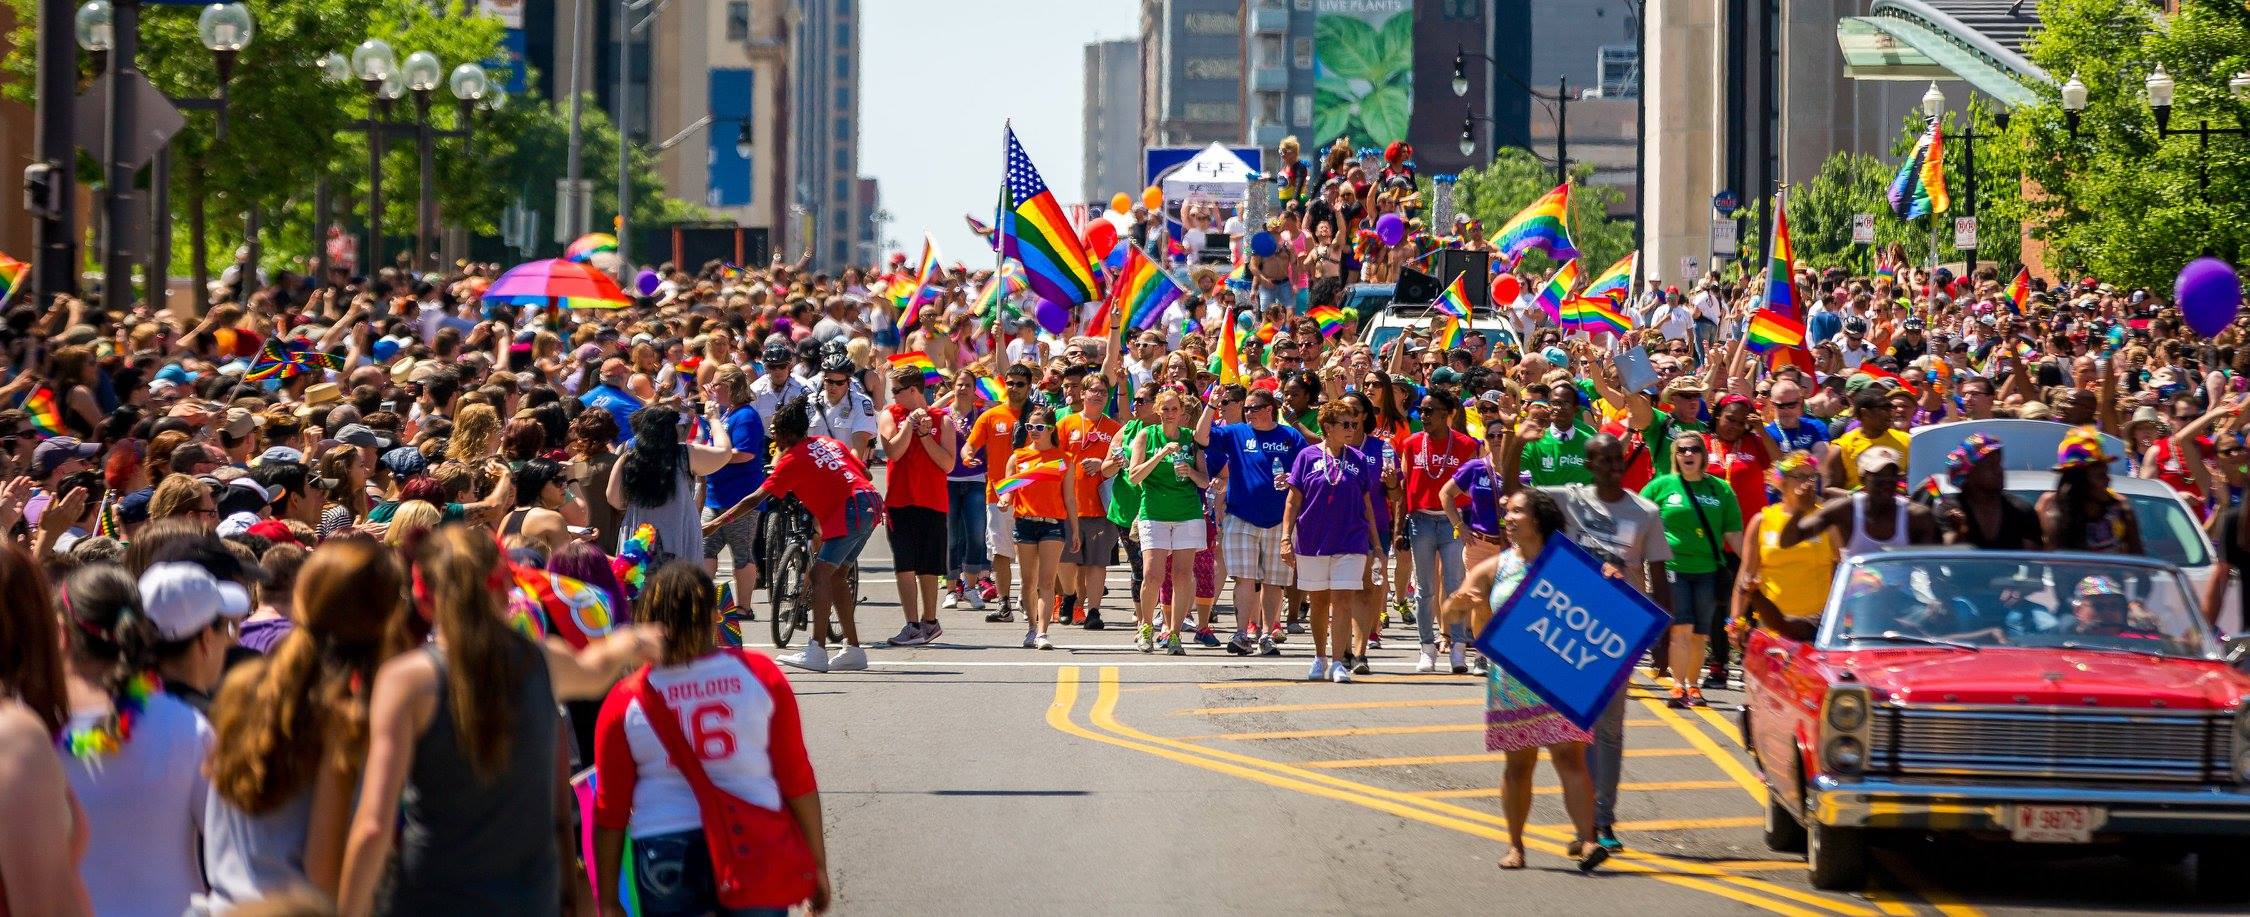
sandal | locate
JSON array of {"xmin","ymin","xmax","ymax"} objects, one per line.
[
  {"xmin": 1576, "ymin": 842, "xmax": 1610, "ymax": 874},
  {"xmin": 1497, "ymin": 847, "xmax": 1526, "ymax": 870}
]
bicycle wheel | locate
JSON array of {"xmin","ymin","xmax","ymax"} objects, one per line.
[{"xmin": 769, "ymin": 544, "xmax": 807, "ymax": 648}]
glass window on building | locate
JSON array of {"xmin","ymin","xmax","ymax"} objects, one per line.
[
  {"xmin": 835, "ymin": 87, "xmax": 849, "ymax": 108},
  {"xmin": 726, "ymin": 1, "xmax": 748, "ymax": 40},
  {"xmin": 1293, "ymin": 37, "xmax": 1313, "ymax": 70},
  {"xmin": 836, "ymin": 23, "xmax": 849, "ymax": 45},
  {"xmin": 1598, "ymin": 44, "xmax": 1639, "ymax": 99},
  {"xmin": 835, "ymin": 179, "xmax": 850, "ymax": 200},
  {"xmin": 1291, "ymin": 94, "xmax": 1311, "ymax": 126},
  {"xmin": 834, "ymin": 117, "xmax": 849, "ymax": 141},
  {"xmin": 836, "ymin": 56, "xmax": 849, "ymax": 78},
  {"xmin": 1257, "ymin": 93, "xmax": 1282, "ymax": 123},
  {"xmin": 835, "ymin": 148, "xmax": 848, "ymax": 171}
]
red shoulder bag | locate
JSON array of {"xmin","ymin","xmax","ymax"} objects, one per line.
[{"xmin": 631, "ymin": 667, "xmax": 818, "ymax": 909}]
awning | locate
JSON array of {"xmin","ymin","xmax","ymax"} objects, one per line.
[{"xmin": 1836, "ymin": 6, "xmax": 2048, "ymax": 109}]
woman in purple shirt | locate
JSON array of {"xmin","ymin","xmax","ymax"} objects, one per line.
[
  {"xmin": 1337, "ymin": 392, "xmax": 1398, "ymax": 673},
  {"xmin": 1441, "ymin": 423, "xmax": 1512, "ymax": 574},
  {"xmin": 1283, "ymin": 400, "xmax": 1382, "ymax": 683}
]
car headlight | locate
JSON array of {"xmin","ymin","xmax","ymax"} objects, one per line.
[
  {"xmin": 1827, "ymin": 691, "xmax": 1869, "ymax": 732},
  {"xmin": 1825, "ymin": 736, "xmax": 1866, "ymax": 775}
]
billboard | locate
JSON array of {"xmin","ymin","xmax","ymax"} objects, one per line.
[{"xmin": 1313, "ymin": 0, "xmax": 1414, "ymax": 147}]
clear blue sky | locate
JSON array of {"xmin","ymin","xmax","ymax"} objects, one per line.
[{"xmin": 859, "ymin": 0, "xmax": 1139, "ymax": 266}]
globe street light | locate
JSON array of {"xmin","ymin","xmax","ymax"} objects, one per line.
[
  {"xmin": 402, "ymin": 50, "xmax": 442, "ymax": 93},
  {"xmin": 351, "ymin": 38, "xmax": 395, "ymax": 83},
  {"xmin": 2142, "ymin": 64, "xmax": 2248, "ymax": 197},
  {"xmin": 2060, "ymin": 72, "xmax": 2088, "ymax": 138},
  {"xmin": 449, "ymin": 62, "xmax": 488, "ymax": 102},
  {"xmin": 74, "ymin": 0, "xmax": 111, "ymax": 52}
]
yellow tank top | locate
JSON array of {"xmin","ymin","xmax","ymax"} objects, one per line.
[{"xmin": 1755, "ymin": 504, "xmax": 1837, "ymax": 618}]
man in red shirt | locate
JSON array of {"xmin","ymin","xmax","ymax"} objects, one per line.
[{"xmin": 877, "ymin": 366, "xmax": 958, "ymax": 646}]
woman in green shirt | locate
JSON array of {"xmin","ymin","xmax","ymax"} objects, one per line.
[
  {"xmin": 1639, "ymin": 430, "xmax": 1743, "ymax": 709},
  {"xmin": 1127, "ymin": 389, "xmax": 1211, "ymax": 655}
]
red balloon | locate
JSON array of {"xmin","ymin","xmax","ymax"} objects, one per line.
[
  {"xmin": 1491, "ymin": 274, "xmax": 1521, "ymax": 304},
  {"xmin": 1083, "ymin": 220, "xmax": 1118, "ymax": 258}
]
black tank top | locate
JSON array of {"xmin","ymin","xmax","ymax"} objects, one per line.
[{"xmin": 380, "ymin": 636, "xmax": 559, "ymax": 916}]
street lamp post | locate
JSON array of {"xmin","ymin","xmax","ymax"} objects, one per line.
[
  {"xmin": 344, "ymin": 39, "xmax": 405, "ymax": 275},
  {"xmin": 399, "ymin": 53, "xmax": 488, "ymax": 272},
  {"xmin": 1919, "ymin": 82, "xmax": 2008, "ymax": 280},
  {"xmin": 1452, "ymin": 47, "xmax": 1570, "ymax": 186},
  {"xmin": 2143, "ymin": 65, "xmax": 2250, "ymax": 199}
]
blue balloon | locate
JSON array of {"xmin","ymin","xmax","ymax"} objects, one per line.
[{"xmin": 1249, "ymin": 231, "xmax": 1278, "ymax": 258}]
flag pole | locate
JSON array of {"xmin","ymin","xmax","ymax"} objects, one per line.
[{"xmin": 995, "ymin": 120, "xmax": 1011, "ymax": 377}]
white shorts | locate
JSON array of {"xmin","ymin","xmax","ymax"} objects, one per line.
[
  {"xmin": 1294, "ymin": 553, "xmax": 1367, "ymax": 592},
  {"xmin": 1221, "ymin": 516, "xmax": 1291, "ymax": 586},
  {"xmin": 986, "ymin": 503, "xmax": 1017, "ymax": 559},
  {"xmin": 1137, "ymin": 518, "xmax": 1207, "ymax": 552}
]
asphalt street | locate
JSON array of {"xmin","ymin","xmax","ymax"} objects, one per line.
[{"xmin": 726, "ymin": 534, "xmax": 2244, "ymax": 916}]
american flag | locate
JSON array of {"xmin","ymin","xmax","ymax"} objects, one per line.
[{"xmin": 1000, "ymin": 126, "xmax": 1097, "ymax": 306}]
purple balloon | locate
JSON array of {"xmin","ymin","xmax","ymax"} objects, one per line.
[
  {"xmin": 1376, "ymin": 213, "xmax": 1406, "ymax": 247},
  {"xmin": 2177, "ymin": 257, "xmax": 2243, "ymax": 339},
  {"xmin": 634, "ymin": 269, "xmax": 661, "ymax": 296},
  {"xmin": 1033, "ymin": 298, "xmax": 1070, "ymax": 335}
]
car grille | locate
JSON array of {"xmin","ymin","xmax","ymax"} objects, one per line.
[{"xmin": 1868, "ymin": 705, "xmax": 2234, "ymax": 783}]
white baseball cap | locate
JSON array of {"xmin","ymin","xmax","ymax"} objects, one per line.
[{"xmin": 139, "ymin": 562, "xmax": 251, "ymax": 642}]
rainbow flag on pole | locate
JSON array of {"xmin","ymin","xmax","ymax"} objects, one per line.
[
  {"xmin": 973, "ymin": 376, "xmax": 1005, "ymax": 402},
  {"xmin": 1000, "ymin": 125, "xmax": 1098, "ymax": 306},
  {"xmin": 23, "ymin": 386, "xmax": 63, "ymax": 437},
  {"xmin": 1306, "ymin": 306, "xmax": 1347, "ymax": 338},
  {"xmin": 1744, "ymin": 310, "xmax": 1807, "ymax": 354},
  {"xmin": 0, "ymin": 251, "xmax": 27, "ymax": 306},
  {"xmin": 1575, "ymin": 251, "xmax": 1636, "ymax": 309},
  {"xmin": 1215, "ymin": 314, "xmax": 1246, "ymax": 384},
  {"xmin": 1569, "ymin": 297, "xmax": 1633, "ymax": 336},
  {"xmin": 897, "ymin": 232, "xmax": 944, "ymax": 329},
  {"xmin": 995, "ymin": 459, "xmax": 1067, "ymax": 497},
  {"xmin": 1432, "ymin": 272, "xmax": 1474, "ymax": 319},
  {"xmin": 1889, "ymin": 116, "xmax": 1950, "ymax": 219},
  {"xmin": 1092, "ymin": 245, "xmax": 1184, "ymax": 341},
  {"xmin": 888, "ymin": 351, "xmax": 943, "ymax": 386},
  {"xmin": 1434, "ymin": 314, "xmax": 1467, "ymax": 350},
  {"xmin": 2003, "ymin": 266, "xmax": 2030, "ymax": 315},
  {"xmin": 1762, "ymin": 189, "xmax": 1815, "ymax": 373},
  {"xmin": 1533, "ymin": 260, "xmax": 1580, "ymax": 325},
  {"xmin": 1492, "ymin": 183, "xmax": 1580, "ymax": 265}
]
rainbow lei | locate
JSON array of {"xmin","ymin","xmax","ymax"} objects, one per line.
[{"xmin": 58, "ymin": 670, "xmax": 160, "ymax": 761}]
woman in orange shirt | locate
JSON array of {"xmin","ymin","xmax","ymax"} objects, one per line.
[{"xmin": 1006, "ymin": 404, "xmax": 1079, "ymax": 651}]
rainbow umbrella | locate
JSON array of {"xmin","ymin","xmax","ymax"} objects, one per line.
[
  {"xmin": 564, "ymin": 232, "xmax": 619, "ymax": 263},
  {"xmin": 484, "ymin": 258, "xmax": 633, "ymax": 310}
]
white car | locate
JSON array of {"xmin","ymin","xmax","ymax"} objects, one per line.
[{"xmin": 1358, "ymin": 303, "xmax": 1520, "ymax": 357}]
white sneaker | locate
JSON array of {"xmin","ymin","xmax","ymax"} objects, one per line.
[
  {"xmin": 1305, "ymin": 657, "xmax": 1331, "ymax": 681},
  {"xmin": 778, "ymin": 642, "xmax": 831, "ymax": 673},
  {"xmin": 828, "ymin": 644, "xmax": 868, "ymax": 671},
  {"xmin": 1470, "ymin": 654, "xmax": 1488, "ymax": 675},
  {"xmin": 1415, "ymin": 644, "xmax": 1439, "ymax": 674},
  {"xmin": 940, "ymin": 590, "xmax": 960, "ymax": 610},
  {"xmin": 1449, "ymin": 643, "xmax": 1469, "ymax": 675},
  {"xmin": 1331, "ymin": 663, "xmax": 1353, "ymax": 684},
  {"xmin": 969, "ymin": 589, "xmax": 987, "ymax": 611},
  {"xmin": 1035, "ymin": 632, "xmax": 1053, "ymax": 651},
  {"xmin": 1022, "ymin": 627, "xmax": 1038, "ymax": 648}
]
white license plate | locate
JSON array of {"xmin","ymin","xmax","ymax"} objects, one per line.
[{"xmin": 2009, "ymin": 804, "xmax": 2103, "ymax": 843}]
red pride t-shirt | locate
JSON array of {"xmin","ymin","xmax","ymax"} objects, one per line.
[
  {"xmin": 1398, "ymin": 427, "xmax": 1478, "ymax": 513},
  {"xmin": 763, "ymin": 435, "xmax": 879, "ymax": 538},
  {"xmin": 882, "ymin": 404, "xmax": 951, "ymax": 512}
]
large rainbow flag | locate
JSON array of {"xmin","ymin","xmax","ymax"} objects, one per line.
[
  {"xmin": 0, "ymin": 251, "xmax": 27, "ymax": 305},
  {"xmin": 1762, "ymin": 190, "xmax": 1815, "ymax": 373},
  {"xmin": 1744, "ymin": 310, "xmax": 1807, "ymax": 354},
  {"xmin": 996, "ymin": 459, "xmax": 1067, "ymax": 497},
  {"xmin": 1534, "ymin": 259, "xmax": 1580, "ymax": 325},
  {"xmin": 1568, "ymin": 296, "xmax": 1633, "ymax": 336},
  {"xmin": 1000, "ymin": 126, "xmax": 1098, "ymax": 307},
  {"xmin": 1215, "ymin": 312, "xmax": 1245, "ymax": 385},
  {"xmin": 1889, "ymin": 116, "xmax": 1950, "ymax": 219},
  {"xmin": 1492, "ymin": 183, "xmax": 1580, "ymax": 265},
  {"xmin": 1575, "ymin": 251, "xmax": 1635, "ymax": 308},
  {"xmin": 1091, "ymin": 245, "xmax": 1184, "ymax": 344}
]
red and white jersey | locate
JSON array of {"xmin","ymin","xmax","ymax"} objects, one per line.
[{"xmin": 593, "ymin": 649, "xmax": 818, "ymax": 837}]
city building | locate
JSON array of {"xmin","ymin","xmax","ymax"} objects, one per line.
[
  {"xmin": 1476, "ymin": 0, "xmax": 1640, "ymax": 216},
  {"xmin": 787, "ymin": 0, "xmax": 861, "ymax": 269},
  {"xmin": 1140, "ymin": 0, "xmax": 1246, "ymax": 150},
  {"xmin": 1083, "ymin": 38, "xmax": 1144, "ymax": 204},
  {"xmin": 644, "ymin": 0, "xmax": 793, "ymax": 242}
]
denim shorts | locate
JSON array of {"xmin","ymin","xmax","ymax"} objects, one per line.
[
  {"xmin": 815, "ymin": 491, "xmax": 881, "ymax": 566},
  {"xmin": 1668, "ymin": 568, "xmax": 1727, "ymax": 635},
  {"xmin": 629, "ymin": 829, "xmax": 790, "ymax": 917},
  {"xmin": 1014, "ymin": 516, "xmax": 1066, "ymax": 544}
]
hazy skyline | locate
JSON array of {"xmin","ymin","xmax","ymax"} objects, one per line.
[{"xmin": 859, "ymin": 0, "xmax": 1140, "ymax": 267}]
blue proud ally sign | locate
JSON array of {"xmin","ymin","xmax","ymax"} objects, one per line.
[{"xmin": 1474, "ymin": 536, "xmax": 1671, "ymax": 731}]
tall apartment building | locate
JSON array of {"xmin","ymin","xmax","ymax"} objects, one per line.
[
  {"xmin": 1083, "ymin": 39, "xmax": 1145, "ymax": 204},
  {"xmin": 646, "ymin": 0, "xmax": 792, "ymax": 241},
  {"xmin": 1140, "ymin": 0, "xmax": 1246, "ymax": 149},
  {"xmin": 788, "ymin": 0, "xmax": 860, "ymax": 270}
]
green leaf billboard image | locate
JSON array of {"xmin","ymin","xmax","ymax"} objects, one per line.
[{"xmin": 1313, "ymin": 0, "xmax": 1415, "ymax": 146}]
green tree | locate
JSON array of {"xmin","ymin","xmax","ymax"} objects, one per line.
[
  {"xmin": 2000, "ymin": 0, "xmax": 2250, "ymax": 286},
  {"xmin": 1449, "ymin": 148, "xmax": 1635, "ymax": 276}
]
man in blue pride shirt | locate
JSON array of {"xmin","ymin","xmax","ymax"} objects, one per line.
[
  {"xmin": 579, "ymin": 358, "xmax": 643, "ymax": 444},
  {"xmin": 1200, "ymin": 388, "xmax": 1309, "ymax": 655},
  {"xmin": 1764, "ymin": 379, "xmax": 1830, "ymax": 459},
  {"xmin": 701, "ymin": 366, "xmax": 769, "ymax": 594}
]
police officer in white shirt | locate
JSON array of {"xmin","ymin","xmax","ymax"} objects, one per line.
[
  {"xmin": 1838, "ymin": 317, "xmax": 1879, "ymax": 371},
  {"xmin": 749, "ymin": 335, "xmax": 811, "ymax": 431},
  {"xmin": 808, "ymin": 354, "xmax": 879, "ymax": 462}
]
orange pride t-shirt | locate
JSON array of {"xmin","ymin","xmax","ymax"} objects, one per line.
[
  {"xmin": 965, "ymin": 402, "xmax": 1019, "ymax": 500},
  {"xmin": 1059, "ymin": 413, "xmax": 1121, "ymax": 519},
  {"xmin": 1005, "ymin": 445, "xmax": 1071, "ymax": 520}
]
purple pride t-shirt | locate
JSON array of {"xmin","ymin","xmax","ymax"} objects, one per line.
[{"xmin": 1290, "ymin": 446, "xmax": 1377, "ymax": 557}]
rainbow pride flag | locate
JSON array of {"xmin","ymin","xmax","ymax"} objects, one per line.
[
  {"xmin": 1094, "ymin": 245, "xmax": 1184, "ymax": 340},
  {"xmin": 1224, "ymin": 262, "xmax": 1253, "ymax": 291},
  {"xmin": 0, "ymin": 251, "xmax": 26, "ymax": 305},
  {"xmin": 974, "ymin": 376, "xmax": 1005, "ymax": 402},
  {"xmin": 23, "ymin": 386, "xmax": 62, "ymax": 437},
  {"xmin": 1432, "ymin": 272, "xmax": 1474, "ymax": 319},
  {"xmin": 564, "ymin": 232, "xmax": 618, "ymax": 263},
  {"xmin": 1744, "ymin": 310, "xmax": 1807, "ymax": 354},
  {"xmin": 1533, "ymin": 260, "xmax": 1580, "ymax": 325},
  {"xmin": 995, "ymin": 459, "xmax": 1066, "ymax": 497},
  {"xmin": 244, "ymin": 337, "xmax": 344, "ymax": 382},
  {"xmin": 1307, "ymin": 306, "xmax": 1347, "ymax": 338},
  {"xmin": 2003, "ymin": 267, "xmax": 2030, "ymax": 315},
  {"xmin": 889, "ymin": 351, "xmax": 942, "ymax": 386},
  {"xmin": 1000, "ymin": 126, "xmax": 1098, "ymax": 306},
  {"xmin": 1576, "ymin": 251, "xmax": 1635, "ymax": 308},
  {"xmin": 1215, "ymin": 314, "xmax": 1245, "ymax": 384},
  {"xmin": 1434, "ymin": 315, "xmax": 1467, "ymax": 350},
  {"xmin": 975, "ymin": 260, "xmax": 1027, "ymax": 319},
  {"xmin": 1889, "ymin": 116, "xmax": 1950, "ymax": 219},
  {"xmin": 1492, "ymin": 183, "xmax": 1579, "ymax": 265},
  {"xmin": 1570, "ymin": 296, "xmax": 1633, "ymax": 335},
  {"xmin": 898, "ymin": 232, "xmax": 944, "ymax": 329}
]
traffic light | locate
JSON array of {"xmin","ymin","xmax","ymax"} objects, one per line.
[{"xmin": 23, "ymin": 160, "xmax": 63, "ymax": 220}]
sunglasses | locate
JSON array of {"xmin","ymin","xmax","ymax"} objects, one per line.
[
  {"xmin": 1005, "ymin": 379, "xmax": 1029, "ymax": 388},
  {"xmin": 1022, "ymin": 423, "xmax": 1052, "ymax": 433},
  {"xmin": 1773, "ymin": 400, "xmax": 1802, "ymax": 409},
  {"xmin": 1675, "ymin": 444, "xmax": 1708, "ymax": 454},
  {"xmin": 823, "ymin": 377, "xmax": 850, "ymax": 386},
  {"xmin": 1331, "ymin": 420, "xmax": 1361, "ymax": 430}
]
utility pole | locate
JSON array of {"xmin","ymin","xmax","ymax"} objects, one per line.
[
  {"xmin": 31, "ymin": 0, "xmax": 81, "ymax": 303},
  {"xmin": 563, "ymin": 0, "xmax": 587, "ymax": 241},
  {"xmin": 1554, "ymin": 76, "xmax": 1569, "ymax": 187},
  {"xmin": 615, "ymin": 0, "xmax": 630, "ymax": 268},
  {"xmin": 101, "ymin": 0, "xmax": 143, "ymax": 310}
]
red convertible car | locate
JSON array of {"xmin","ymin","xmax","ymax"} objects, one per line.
[{"xmin": 1744, "ymin": 549, "xmax": 2250, "ymax": 897}]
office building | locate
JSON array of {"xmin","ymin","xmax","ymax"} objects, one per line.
[
  {"xmin": 1084, "ymin": 38, "xmax": 1144, "ymax": 203},
  {"xmin": 645, "ymin": 0, "xmax": 792, "ymax": 240},
  {"xmin": 788, "ymin": 0, "xmax": 861, "ymax": 269},
  {"xmin": 1140, "ymin": 0, "xmax": 1246, "ymax": 149}
]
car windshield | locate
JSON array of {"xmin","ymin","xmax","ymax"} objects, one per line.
[
  {"xmin": 2001, "ymin": 488, "xmax": 2210, "ymax": 567},
  {"xmin": 1818, "ymin": 555, "xmax": 2222, "ymax": 660}
]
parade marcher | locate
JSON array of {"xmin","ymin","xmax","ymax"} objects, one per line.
[
  {"xmin": 1284, "ymin": 400, "xmax": 1381, "ymax": 682},
  {"xmin": 965, "ymin": 364, "xmax": 1034, "ymax": 623},
  {"xmin": 1825, "ymin": 389, "xmax": 1911, "ymax": 494},
  {"xmin": 1398, "ymin": 389, "xmax": 1476, "ymax": 673},
  {"xmin": 807, "ymin": 355, "xmax": 879, "ymax": 463},
  {"xmin": 1127, "ymin": 389, "xmax": 1211, "ymax": 655},
  {"xmin": 878, "ymin": 365, "xmax": 956, "ymax": 646},
  {"xmin": 1057, "ymin": 373, "xmax": 1122, "ymax": 631},
  {"xmin": 702, "ymin": 365, "xmax": 771, "ymax": 601},
  {"xmin": 1734, "ymin": 452, "xmax": 1835, "ymax": 642},
  {"xmin": 1641, "ymin": 431, "xmax": 1744, "ymax": 708},
  {"xmin": 1004, "ymin": 404, "xmax": 1078, "ymax": 651},
  {"xmin": 608, "ymin": 404, "xmax": 737, "ymax": 567},
  {"xmin": 942, "ymin": 374, "xmax": 994, "ymax": 612},
  {"xmin": 1204, "ymin": 388, "xmax": 1307, "ymax": 655}
]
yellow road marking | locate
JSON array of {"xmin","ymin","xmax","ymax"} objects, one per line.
[
  {"xmin": 1174, "ymin": 697, "xmax": 1483, "ymax": 715},
  {"xmin": 1862, "ymin": 887, "xmax": 1920, "ymax": 917},
  {"xmin": 1638, "ymin": 696, "xmax": 1770, "ymax": 802},
  {"xmin": 1302, "ymin": 747, "xmax": 1701, "ymax": 768},
  {"xmin": 1195, "ymin": 675, "xmax": 1481, "ymax": 689},
  {"xmin": 1877, "ymin": 853, "xmax": 1984, "ymax": 917},
  {"xmin": 1537, "ymin": 816, "xmax": 1762, "ymax": 832},
  {"xmin": 1066, "ymin": 668, "xmax": 1878, "ymax": 917},
  {"xmin": 1415, "ymin": 779, "xmax": 1742, "ymax": 799},
  {"xmin": 1183, "ymin": 723, "xmax": 1484, "ymax": 740}
]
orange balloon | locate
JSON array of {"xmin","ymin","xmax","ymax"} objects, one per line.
[
  {"xmin": 1142, "ymin": 185, "xmax": 1164, "ymax": 210},
  {"xmin": 1110, "ymin": 192, "xmax": 1131, "ymax": 214}
]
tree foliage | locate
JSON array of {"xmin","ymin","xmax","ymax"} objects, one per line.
[
  {"xmin": 1449, "ymin": 148, "xmax": 1636, "ymax": 276},
  {"xmin": 2000, "ymin": 0, "xmax": 2250, "ymax": 287}
]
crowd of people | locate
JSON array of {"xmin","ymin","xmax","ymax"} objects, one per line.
[{"xmin": 0, "ymin": 131, "xmax": 2244, "ymax": 906}]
